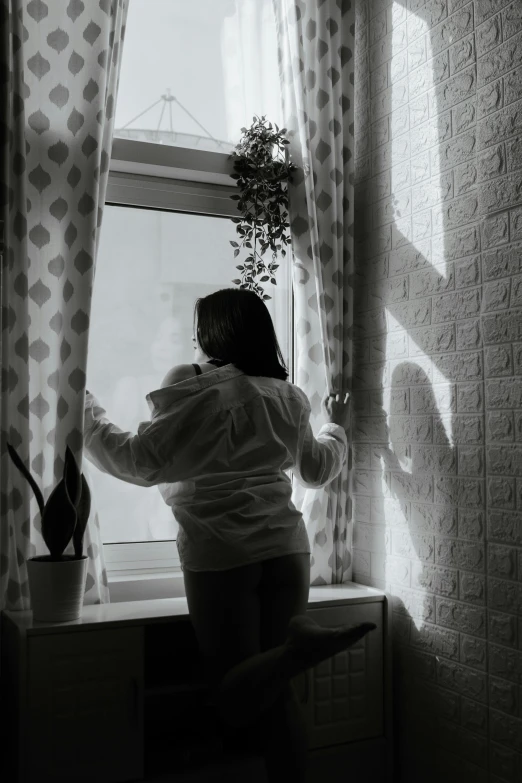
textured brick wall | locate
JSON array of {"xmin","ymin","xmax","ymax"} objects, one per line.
[{"xmin": 353, "ymin": 1, "xmax": 522, "ymax": 781}]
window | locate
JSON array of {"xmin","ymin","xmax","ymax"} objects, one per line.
[
  {"xmin": 90, "ymin": 0, "xmax": 290, "ymax": 577},
  {"xmin": 114, "ymin": 0, "xmax": 282, "ymax": 152},
  {"xmin": 88, "ymin": 206, "xmax": 292, "ymax": 546}
]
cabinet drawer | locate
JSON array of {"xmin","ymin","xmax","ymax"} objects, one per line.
[
  {"xmin": 297, "ymin": 602, "xmax": 384, "ymax": 749},
  {"xmin": 26, "ymin": 628, "xmax": 144, "ymax": 783}
]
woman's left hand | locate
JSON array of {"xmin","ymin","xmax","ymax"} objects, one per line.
[{"xmin": 323, "ymin": 391, "xmax": 350, "ymax": 428}]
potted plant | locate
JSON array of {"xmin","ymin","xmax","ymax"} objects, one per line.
[
  {"xmin": 7, "ymin": 443, "xmax": 91, "ymax": 622},
  {"xmin": 230, "ymin": 115, "xmax": 297, "ymax": 300}
]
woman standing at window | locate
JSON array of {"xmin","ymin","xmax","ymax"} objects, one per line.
[{"xmin": 84, "ymin": 288, "xmax": 375, "ymax": 782}]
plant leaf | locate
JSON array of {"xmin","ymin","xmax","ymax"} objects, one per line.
[
  {"xmin": 73, "ymin": 474, "xmax": 91, "ymax": 558},
  {"xmin": 41, "ymin": 478, "xmax": 77, "ymax": 559},
  {"xmin": 7, "ymin": 443, "xmax": 45, "ymax": 517},
  {"xmin": 64, "ymin": 446, "xmax": 81, "ymax": 507}
]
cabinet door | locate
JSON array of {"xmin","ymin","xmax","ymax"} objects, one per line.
[
  {"xmin": 302, "ymin": 602, "xmax": 384, "ymax": 749},
  {"xmin": 26, "ymin": 627, "xmax": 143, "ymax": 783}
]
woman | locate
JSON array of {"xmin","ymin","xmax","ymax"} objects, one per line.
[{"xmin": 84, "ymin": 288, "xmax": 375, "ymax": 782}]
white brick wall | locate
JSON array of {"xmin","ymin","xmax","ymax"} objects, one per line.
[{"xmin": 354, "ymin": 1, "xmax": 522, "ymax": 780}]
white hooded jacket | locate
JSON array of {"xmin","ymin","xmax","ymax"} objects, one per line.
[{"xmin": 84, "ymin": 363, "xmax": 347, "ymax": 571}]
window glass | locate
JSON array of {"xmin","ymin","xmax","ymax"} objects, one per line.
[
  {"xmin": 88, "ymin": 205, "xmax": 291, "ymax": 543},
  {"xmin": 114, "ymin": 0, "xmax": 282, "ymax": 152}
]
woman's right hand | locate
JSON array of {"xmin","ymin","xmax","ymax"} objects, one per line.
[{"xmin": 323, "ymin": 391, "xmax": 350, "ymax": 428}]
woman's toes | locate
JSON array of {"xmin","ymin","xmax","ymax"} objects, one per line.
[{"xmin": 286, "ymin": 616, "xmax": 377, "ymax": 661}]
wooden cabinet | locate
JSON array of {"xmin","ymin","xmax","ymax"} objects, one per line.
[
  {"xmin": 1, "ymin": 584, "xmax": 390, "ymax": 783},
  {"xmin": 301, "ymin": 602, "xmax": 383, "ymax": 749},
  {"xmin": 26, "ymin": 629, "xmax": 143, "ymax": 783}
]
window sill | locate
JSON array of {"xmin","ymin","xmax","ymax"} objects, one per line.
[
  {"xmin": 108, "ymin": 573, "xmax": 185, "ymax": 604},
  {"xmin": 108, "ymin": 570, "xmax": 182, "ymax": 583},
  {"xmin": 4, "ymin": 583, "xmax": 387, "ymax": 631},
  {"xmin": 110, "ymin": 138, "xmax": 235, "ymax": 185}
]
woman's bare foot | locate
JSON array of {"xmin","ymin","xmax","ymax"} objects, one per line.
[{"xmin": 285, "ymin": 614, "xmax": 377, "ymax": 668}]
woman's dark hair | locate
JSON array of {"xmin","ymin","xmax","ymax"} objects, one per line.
[{"xmin": 194, "ymin": 288, "xmax": 288, "ymax": 381}]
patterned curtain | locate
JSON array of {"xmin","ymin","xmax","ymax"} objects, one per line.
[
  {"xmin": 0, "ymin": 0, "xmax": 128, "ymax": 610},
  {"xmin": 274, "ymin": 0, "xmax": 355, "ymax": 585}
]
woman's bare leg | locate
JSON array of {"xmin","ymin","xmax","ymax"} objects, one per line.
[
  {"xmin": 254, "ymin": 553, "xmax": 311, "ymax": 783},
  {"xmin": 183, "ymin": 561, "xmax": 263, "ymax": 682},
  {"xmin": 182, "ymin": 561, "xmax": 264, "ymax": 761},
  {"xmin": 183, "ymin": 554, "xmax": 311, "ymax": 783},
  {"xmin": 183, "ymin": 556, "xmax": 375, "ymax": 782},
  {"xmin": 184, "ymin": 557, "xmax": 375, "ymax": 727},
  {"xmin": 216, "ymin": 614, "xmax": 375, "ymax": 726}
]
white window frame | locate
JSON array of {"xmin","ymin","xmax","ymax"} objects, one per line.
[
  {"xmin": 107, "ymin": 138, "xmax": 239, "ymax": 213},
  {"xmin": 103, "ymin": 138, "xmax": 295, "ymax": 583}
]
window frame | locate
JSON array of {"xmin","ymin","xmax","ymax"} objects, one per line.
[
  {"xmin": 102, "ymin": 138, "xmax": 295, "ymax": 583},
  {"xmin": 107, "ymin": 138, "xmax": 239, "ymax": 215}
]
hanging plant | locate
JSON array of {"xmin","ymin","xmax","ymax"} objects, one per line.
[{"xmin": 229, "ymin": 115, "xmax": 297, "ymax": 300}]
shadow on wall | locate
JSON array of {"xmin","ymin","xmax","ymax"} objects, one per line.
[{"xmin": 353, "ymin": 1, "xmax": 491, "ymax": 781}]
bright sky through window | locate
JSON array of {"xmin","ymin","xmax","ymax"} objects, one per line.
[{"xmin": 114, "ymin": 0, "xmax": 283, "ymax": 151}]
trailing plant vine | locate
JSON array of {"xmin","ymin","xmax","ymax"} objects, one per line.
[{"xmin": 229, "ymin": 115, "xmax": 296, "ymax": 300}]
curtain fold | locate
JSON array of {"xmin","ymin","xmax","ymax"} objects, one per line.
[
  {"xmin": 274, "ymin": 0, "xmax": 355, "ymax": 584},
  {"xmin": 1, "ymin": 0, "xmax": 129, "ymax": 610}
]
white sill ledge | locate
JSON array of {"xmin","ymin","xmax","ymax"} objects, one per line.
[
  {"xmin": 107, "ymin": 571, "xmax": 387, "ymax": 607},
  {"xmin": 108, "ymin": 570, "xmax": 183, "ymax": 582},
  {"xmin": 3, "ymin": 583, "xmax": 387, "ymax": 634}
]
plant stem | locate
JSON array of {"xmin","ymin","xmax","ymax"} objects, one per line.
[{"xmin": 254, "ymin": 186, "xmax": 258, "ymax": 285}]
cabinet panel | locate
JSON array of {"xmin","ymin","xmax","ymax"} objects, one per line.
[
  {"xmin": 3, "ymin": 592, "xmax": 387, "ymax": 782},
  {"xmin": 306, "ymin": 737, "xmax": 388, "ymax": 783},
  {"xmin": 27, "ymin": 628, "xmax": 143, "ymax": 783},
  {"xmin": 302, "ymin": 602, "xmax": 384, "ymax": 749}
]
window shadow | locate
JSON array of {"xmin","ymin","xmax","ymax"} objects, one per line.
[{"xmin": 353, "ymin": 1, "xmax": 486, "ymax": 780}]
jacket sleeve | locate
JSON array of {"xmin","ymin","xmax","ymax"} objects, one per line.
[
  {"xmin": 83, "ymin": 392, "xmax": 165, "ymax": 487},
  {"xmin": 292, "ymin": 400, "xmax": 348, "ymax": 489}
]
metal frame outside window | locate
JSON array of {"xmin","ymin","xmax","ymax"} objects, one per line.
[{"xmin": 103, "ymin": 137, "xmax": 295, "ymax": 582}]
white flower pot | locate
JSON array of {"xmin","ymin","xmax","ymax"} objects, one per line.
[{"xmin": 27, "ymin": 555, "xmax": 88, "ymax": 622}]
